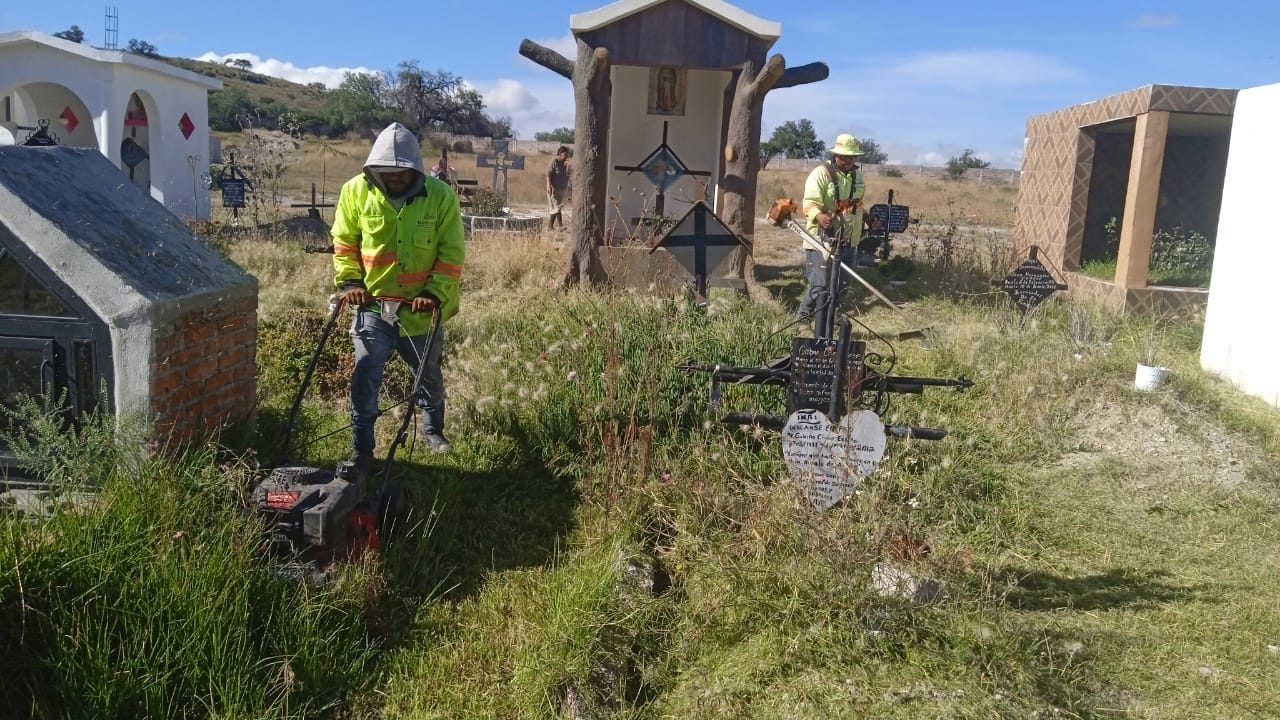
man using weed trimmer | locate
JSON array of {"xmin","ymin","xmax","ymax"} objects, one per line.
[
  {"xmin": 332, "ymin": 121, "xmax": 466, "ymax": 472},
  {"xmin": 795, "ymin": 133, "xmax": 879, "ymax": 322}
]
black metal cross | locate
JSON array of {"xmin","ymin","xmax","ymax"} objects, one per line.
[
  {"xmin": 614, "ymin": 121, "xmax": 712, "ymax": 218},
  {"xmin": 290, "ymin": 183, "xmax": 336, "ymax": 221},
  {"xmin": 649, "ymin": 201, "xmax": 746, "ymax": 303}
]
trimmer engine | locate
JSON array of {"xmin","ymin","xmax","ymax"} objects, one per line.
[{"xmin": 252, "ymin": 462, "xmax": 364, "ymax": 554}]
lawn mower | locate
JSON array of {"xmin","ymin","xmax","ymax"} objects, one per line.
[{"xmin": 249, "ymin": 295, "xmax": 441, "ymax": 570}]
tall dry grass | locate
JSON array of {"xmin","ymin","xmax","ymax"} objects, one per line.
[{"xmin": 212, "ymin": 132, "xmax": 1018, "ymax": 228}]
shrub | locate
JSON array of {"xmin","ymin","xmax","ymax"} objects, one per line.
[
  {"xmin": 451, "ymin": 139, "xmax": 474, "ymax": 154},
  {"xmin": 882, "ymin": 166, "xmax": 905, "ymax": 178},
  {"xmin": 1150, "ymin": 226, "xmax": 1214, "ymax": 285},
  {"xmin": 469, "ymin": 187, "xmax": 506, "ymax": 217}
]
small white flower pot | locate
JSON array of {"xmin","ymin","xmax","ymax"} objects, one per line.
[{"xmin": 1134, "ymin": 363, "xmax": 1170, "ymax": 391}]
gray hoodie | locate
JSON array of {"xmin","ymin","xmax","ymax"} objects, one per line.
[{"xmin": 363, "ymin": 122, "xmax": 426, "ymax": 205}]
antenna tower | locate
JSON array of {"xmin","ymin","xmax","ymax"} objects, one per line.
[{"xmin": 104, "ymin": 6, "xmax": 119, "ymax": 49}]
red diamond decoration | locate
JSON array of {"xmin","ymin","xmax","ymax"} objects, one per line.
[
  {"xmin": 59, "ymin": 106, "xmax": 79, "ymax": 133},
  {"xmin": 178, "ymin": 112, "xmax": 195, "ymax": 140}
]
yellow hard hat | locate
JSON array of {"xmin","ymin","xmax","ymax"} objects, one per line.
[{"xmin": 831, "ymin": 133, "xmax": 864, "ymax": 156}]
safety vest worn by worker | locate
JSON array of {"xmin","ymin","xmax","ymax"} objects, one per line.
[{"xmin": 801, "ymin": 162, "xmax": 867, "ymax": 241}]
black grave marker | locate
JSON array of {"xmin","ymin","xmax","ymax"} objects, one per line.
[
  {"xmin": 20, "ymin": 119, "xmax": 59, "ymax": 147},
  {"xmin": 220, "ymin": 178, "xmax": 247, "ymax": 208},
  {"xmin": 992, "ymin": 246, "xmax": 1067, "ymax": 316},
  {"xmin": 868, "ymin": 202, "xmax": 911, "ymax": 233},
  {"xmin": 786, "ymin": 337, "xmax": 866, "ymax": 415}
]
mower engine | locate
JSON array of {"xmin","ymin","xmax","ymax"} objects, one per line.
[{"xmin": 252, "ymin": 462, "xmax": 364, "ymax": 554}]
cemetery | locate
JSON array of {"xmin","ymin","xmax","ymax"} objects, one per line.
[{"xmin": 0, "ymin": 0, "xmax": 1279, "ymax": 717}]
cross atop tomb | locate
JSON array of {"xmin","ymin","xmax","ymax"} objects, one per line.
[{"xmin": 475, "ymin": 139, "xmax": 525, "ymax": 198}]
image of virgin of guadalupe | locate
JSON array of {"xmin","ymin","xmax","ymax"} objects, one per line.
[{"xmin": 648, "ymin": 66, "xmax": 687, "ymax": 116}]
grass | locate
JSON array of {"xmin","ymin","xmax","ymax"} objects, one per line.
[
  {"xmin": 1078, "ymin": 258, "xmax": 1213, "ymax": 289},
  {"xmin": 4, "ymin": 194, "xmax": 1280, "ymax": 717}
]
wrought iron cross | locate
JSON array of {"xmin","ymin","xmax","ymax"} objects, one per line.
[{"xmin": 614, "ymin": 121, "xmax": 712, "ymax": 218}]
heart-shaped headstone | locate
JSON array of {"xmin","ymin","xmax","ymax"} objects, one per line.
[{"xmin": 782, "ymin": 409, "xmax": 887, "ymax": 511}]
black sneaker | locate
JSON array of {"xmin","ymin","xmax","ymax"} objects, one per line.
[{"xmin": 421, "ymin": 430, "xmax": 452, "ymax": 454}]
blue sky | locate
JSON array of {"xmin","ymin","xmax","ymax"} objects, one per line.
[{"xmin": 5, "ymin": 0, "xmax": 1278, "ymax": 167}]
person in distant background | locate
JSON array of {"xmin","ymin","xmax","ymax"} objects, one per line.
[
  {"xmin": 332, "ymin": 122, "xmax": 465, "ymax": 468},
  {"xmin": 546, "ymin": 145, "xmax": 570, "ymax": 232}
]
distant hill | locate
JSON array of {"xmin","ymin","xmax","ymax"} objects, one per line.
[{"xmin": 164, "ymin": 56, "xmax": 330, "ymax": 117}]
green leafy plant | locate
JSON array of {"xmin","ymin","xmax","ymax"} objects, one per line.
[
  {"xmin": 469, "ymin": 187, "xmax": 506, "ymax": 217},
  {"xmin": 945, "ymin": 148, "xmax": 990, "ymax": 180},
  {"xmin": 1150, "ymin": 226, "xmax": 1214, "ymax": 286}
]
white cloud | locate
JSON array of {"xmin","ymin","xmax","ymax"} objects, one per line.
[
  {"xmin": 1133, "ymin": 14, "xmax": 1178, "ymax": 28},
  {"xmin": 532, "ymin": 32, "xmax": 576, "ymax": 59},
  {"xmin": 193, "ymin": 52, "xmax": 378, "ymax": 88},
  {"xmin": 888, "ymin": 50, "xmax": 1080, "ymax": 91},
  {"xmin": 472, "ymin": 78, "xmax": 574, "ymax": 138},
  {"xmin": 475, "ymin": 78, "xmax": 539, "ymax": 114}
]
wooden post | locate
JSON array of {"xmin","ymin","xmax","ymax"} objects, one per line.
[{"xmin": 1115, "ymin": 110, "xmax": 1170, "ymax": 288}]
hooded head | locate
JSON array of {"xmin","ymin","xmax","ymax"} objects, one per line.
[{"xmin": 364, "ymin": 122, "xmax": 426, "ymax": 201}]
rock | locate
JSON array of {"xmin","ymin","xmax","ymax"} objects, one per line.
[{"xmin": 871, "ymin": 562, "xmax": 944, "ymax": 604}]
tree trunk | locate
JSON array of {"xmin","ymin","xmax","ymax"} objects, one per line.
[
  {"xmin": 518, "ymin": 39, "xmax": 573, "ymax": 80},
  {"xmin": 562, "ymin": 39, "xmax": 612, "ymax": 288},
  {"xmin": 721, "ymin": 54, "xmax": 785, "ymax": 300},
  {"xmin": 775, "ymin": 61, "xmax": 829, "ymax": 90}
]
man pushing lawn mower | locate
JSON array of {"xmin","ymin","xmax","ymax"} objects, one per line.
[{"xmin": 331, "ymin": 122, "xmax": 466, "ymax": 470}]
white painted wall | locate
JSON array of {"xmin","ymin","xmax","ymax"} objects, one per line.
[
  {"xmin": 0, "ymin": 32, "xmax": 219, "ymax": 219},
  {"xmin": 606, "ymin": 65, "xmax": 730, "ymax": 239},
  {"xmin": 1201, "ymin": 82, "xmax": 1280, "ymax": 407}
]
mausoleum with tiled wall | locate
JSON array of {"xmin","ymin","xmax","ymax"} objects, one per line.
[{"xmin": 1015, "ymin": 84, "xmax": 1235, "ymax": 315}]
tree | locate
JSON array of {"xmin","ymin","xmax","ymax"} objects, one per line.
[
  {"xmin": 858, "ymin": 137, "xmax": 888, "ymax": 165},
  {"xmin": 535, "ymin": 127, "xmax": 575, "ymax": 143},
  {"xmin": 945, "ymin": 148, "xmax": 990, "ymax": 179},
  {"xmin": 761, "ymin": 119, "xmax": 825, "ymax": 162},
  {"xmin": 488, "ymin": 116, "xmax": 515, "ymax": 139},
  {"xmin": 53, "ymin": 26, "xmax": 85, "ymax": 43},
  {"xmin": 230, "ymin": 58, "xmax": 253, "ymax": 71},
  {"xmin": 126, "ymin": 39, "xmax": 159, "ymax": 57},
  {"xmin": 323, "ymin": 71, "xmax": 391, "ymax": 135},
  {"xmin": 207, "ymin": 87, "xmax": 254, "ymax": 131}
]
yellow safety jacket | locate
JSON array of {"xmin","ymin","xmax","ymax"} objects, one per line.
[
  {"xmin": 802, "ymin": 162, "xmax": 867, "ymax": 241},
  {"xmin": 331, "ymin": 176, "xmax": 465, "ymax": 336}
]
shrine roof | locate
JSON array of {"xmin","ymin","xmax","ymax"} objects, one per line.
[{"xmin": 570, "ymin": 0, "xmax": 780, "ymax": 41}]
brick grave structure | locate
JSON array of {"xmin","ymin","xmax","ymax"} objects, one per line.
[
  {"xmin": 0, "ymin": 146, "xmax": 258, "ymax": 475},
  {"xmin": 1015, "ymin": 84, "xmax": 1236, "ymax": 315}
]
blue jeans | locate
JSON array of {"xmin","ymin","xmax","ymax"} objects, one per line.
[
  {"xmin": 796, "ymin": 247, "xmax": 858, "ymax": 321},
  {"xmin": 349, "ymin": 308, "xmax": 445, "ymax": 453}
]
